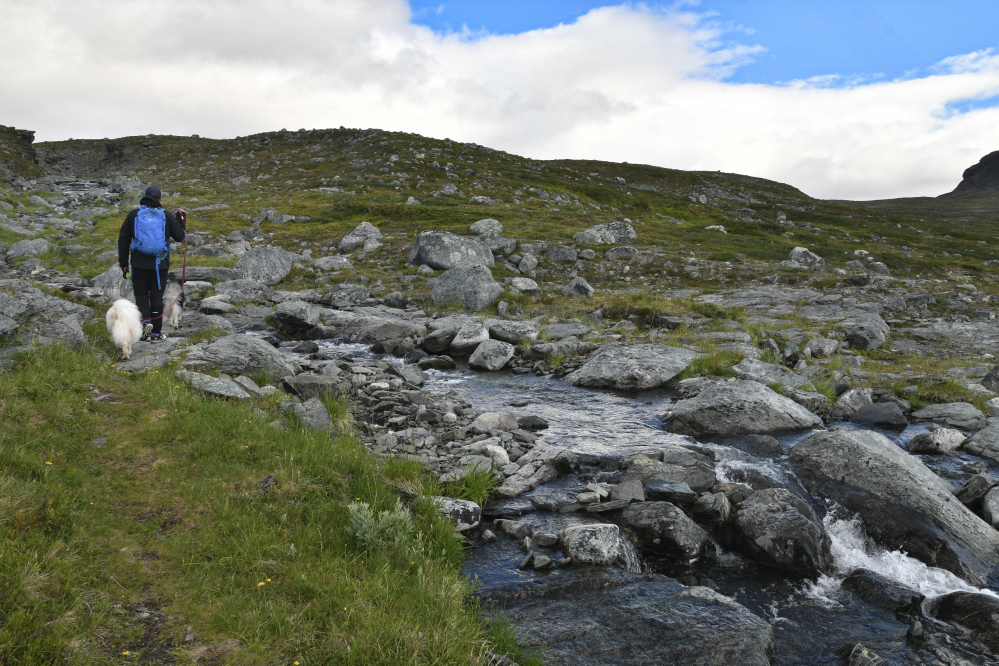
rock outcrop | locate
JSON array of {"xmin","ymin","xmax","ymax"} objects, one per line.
[
  {"xmin": 662, "ymin": 380, "xmax": 822, "ymax": 437},
  {"xmin": 789, "ymin": 428, "xmax": 999, "ymax": 586}
]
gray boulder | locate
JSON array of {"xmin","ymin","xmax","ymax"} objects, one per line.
[
  {"xmin": 450, "ymin": 320, "xmax": 489, "ymax": 355},
  {"xmin": 851, "ymin": 402, "xmax": 908, "ymax": 429},
  {"xmin": 316, "ymin": 310, "xmax": 425, "ymax": 343},
  {"xmin": 213, "ymin": 279, "xmax": 274, "ymax": 301},
  {"xmin": 176, "ymin": 370, "xmax": 250, "ymax": 399},
  {"xmin": 508, "ymin": 277, "xmax": 539, "ymax": 295},
  {"xmin": 281, "ymin": 374, "xmax": 340, "ymax": 400},
  {"xmin": 0, "ymin": 279, "xmax": 93, "ymax": 344},
  {"xmin": 312, "ymin": 255, "xmax": 353, "ymax": 271},
  {"xmin": 480, "ymin": 233, "xmax": 517, "ymax": 255},
  {"xmin": 482, "ymin": 570, "xmax": 774, "ymax": 666},
  {"xmin": 779, "ymin": 246, "xmax": 825, "ymax": 270},
  {"xmin": 934, "ymin": 592, "xmax": 999, "ymax": 652},
  {"xmin": 546, "ymin": 245, "xmax": 577, "ymax": 263},
  {"xmin": 169, "ymin": 266, "xmax": 241, "ymax": 282},
  {"xmin": 184, "ymin": 334, "xmax": 300, "ymax": 380},
  {"xmin": 912, "ymin": 402, "xmax": 986, "ymax": 431},
  {"xmin": 273, "ymin": 300, "xmax": 319, "ymax": 333},
  {"xmin": 618, "ymin": 448, "xmax": 717, "ymax": 494},
  {"xmin": 423, "ymin": 327, "xmax": 457, "ymax": 353},
  {"xmin": 559, "ymin": 524, "xmax": 620, "ymax": 565},
  {"xmin": 561, "ymin": 276, "xmax": 595, "ymax": 297},
  {"xmin": 6, "ymin": 238, "xmax": 52, "ymax": 261},
  {"xmin": 431, "ymin": 265, "xmax": 503, "ymax": 312},
  {"xmin": 468, "ymin": 339, "xmax": 515, "ymax": 371},
  {"xmin": 732, "ymin": 358, "xmax": 809, "ymax": 389},
  {"xmin": 408, "ymin": 230, "xmax": 494, "ymax": 270},
  {"xmin": 735, "ymin": 488, "xmax": 832, "ymax": 576},
  {"xmin": 663, "ymin": 380, "xmax": 822, "ymax": 437},
  {"xmin": 833, "ymin": 388, "xmax": 873, "ymax": 416},
  {"xmin": 488, "ymin": 320, "xmax": 539, "ymax": 344},
  {"xmin": 292, "ymin": 397, "xmax": 335, "ymax": 432},
  {"xmin": 622, "ymin": 501, "xmax": 709, "ymax": 559},
  {"xmin": 338, "ymin": 221, "xmax": 382, "ymax": 252},
  {"xmin": 842, "ymin": 313, "xmax": 890, "ymax": 351},
  {"xmin": 982, "ymin": 487, "xmax": 999, "ymax": 527},
  {"xmin": 961, "ymin": 422, "xmax": 999, "ymax": 461},
  {"xmin": 235, "ymin": 246, "xmax": 294, "ymax": 285},
  {"xmin": 907, "ymin": 427, "xmax": 965, "ymax": 454},
  {"xmin": 432, "ymin": 497, "xmax": 481, "ymax": 531},
  {"xmin": 91, "ymin": 263, "xmax": 134, "ymax": 302},
  {"xmin": 469, "ymin": 218, "xmax": 504, "ymax": 235},
  {"xmin": 567, "ymin": 343, "xmax": 697, "ymax": 390},
  {"xmin": 519, "ymin": 253, "xmax": 539, "ymax": 273},
  {"xmin": 789, "ymin": 428, "xmax": 999, "ymax": 586},
  {"xmin": 573, "ymin": 221, "xmax": 637, "ymax": 245}
]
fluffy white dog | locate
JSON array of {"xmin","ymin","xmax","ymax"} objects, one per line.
[
  {"xmin": 163, "ymin": 281, "xmax": 184, "ymax": 329},
  {"xmin": 105, "ymin": 298, "xmax": 143, "ymax": 359}
]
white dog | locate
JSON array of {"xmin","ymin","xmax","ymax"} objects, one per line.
[
  {"xmin": 105, "ymin": 299, "xmax": 143, "ymax": 359},
  {"xmin": 163, "ymin": 281, "xmax": 184, "ymax": 329}
]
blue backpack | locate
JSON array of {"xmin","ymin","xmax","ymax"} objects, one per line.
[{"xmin": 130, "ymin": 205, "xmax": 170, "ymax": 287}]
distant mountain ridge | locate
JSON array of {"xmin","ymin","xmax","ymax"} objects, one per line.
[{"xmin": 944, "ymin": 150, "xmax": 999, "ymax": 197}]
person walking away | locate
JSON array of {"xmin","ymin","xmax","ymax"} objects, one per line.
[{"xmin": 117, "ymin": 185, "xmax": 187, "ymax": 341}]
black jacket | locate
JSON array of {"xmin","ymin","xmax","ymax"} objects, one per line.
[{"xmin": 118, "ymin": 197, "xmax": 187, "ymax": 272}]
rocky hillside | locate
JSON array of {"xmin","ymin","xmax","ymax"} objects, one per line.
[
  {"xmin": 947, "ymin": 150, "xmax": 999, "ymax": 196},
  {"xmin": 0, "ymin": 124, "xmax": 46, "ymax": 185},
  {"xmin": 7, "ymin": 124, "xmax": 999, "ymax": 664}
]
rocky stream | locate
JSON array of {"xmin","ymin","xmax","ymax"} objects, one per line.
[{"xmin": 8, "ymin": 177, "xmax": 999, "ymax": 665}]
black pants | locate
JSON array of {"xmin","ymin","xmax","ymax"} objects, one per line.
[{"xmin": 131, "ymin": 268, "xmax": 166, "ymax": 335}]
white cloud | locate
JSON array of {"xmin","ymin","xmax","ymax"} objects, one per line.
[{"xmin": 2, "ymin": 0, "xmax": 998, "ymax": 199}]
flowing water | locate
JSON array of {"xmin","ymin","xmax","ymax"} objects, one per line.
[{"xmin": 318, "ymin": 342, "xmax": 999, "ymax": 663}]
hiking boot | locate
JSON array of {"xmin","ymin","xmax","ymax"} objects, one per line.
[
  {"xmin": 141, "ymin": 322, "xmax": 153, "ymax": 341},
  {"xmin": 150, "ymin": 333, "xmax": 168, "ymax": 342}
]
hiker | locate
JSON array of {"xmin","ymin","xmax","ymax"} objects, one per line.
[{"xmin": 117, "ymin": 185, "xmax": 187, "ymax": 341}]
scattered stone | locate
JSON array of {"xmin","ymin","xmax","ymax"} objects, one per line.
[
  {"xmin": 176, "ymin": 370, "xmax": 250, "ymax": 399},
  {"xmin": 850, "ymin": 402, "xmax": 908, "ymax": 429},
  {"xmin": 841, "ymin": 313, "xmax": 890, "ymax": 351},
  {"xmin": 431, "ymin": 265, "xmax": 504, "ymax": 312},
  {"xmin": 779, "ymin": 247, "xmax": 825, "ymax": 270},
  {"xmin": 432, "ymin": 497, "xmax": 481, "ymax": 531},
  {"xmin": 561, "ymin": 277, "xmax": 595, "ymax": 297},
  {"xmin": 545, "ymin": 245, "xmax": 577, "ymax": 263},
  {"xmin": 911, "ymin": 402, "xmax": 987, "ymax": 431},
  {"xmin": 234, "ymin": 246, "xmax": 294, "ymax": 285},
  {"xmin": 934, "ymin": 592, "xmax": 999, "ymax": 652},
  {"xmin": 292, "ymin": 397, "xmax": 335, "ymax": 432},
  {"xmin": 468, "ymin": 339, "xmax": 515, "ymax": 371},
  {"xmin": 338, "ymin": 221, "xmax": 382, "ymax": 252},
  {"xmin": 623, "ymin": 501, "xmax": 709, "ymax": 558},
  {"xmin": 907, "ymin": 428, "xmax": 965, "ymax": 454},
  {"xmin": 735, "ymin": 488, "xmax": 832, "ymax": 576},
  {"xmin": 847, "ymin": 643, "xmax": 885, "ymax": 666},
  {"xmin": 470, "ymin": 218, "xmax": 504, "ymax": 235},
  {"xmin": 450, "ymin": 320, "xmax": 490, "ymax": 355},
  {"xmin": 572, "ymin": 221, "xmax": 637, "ymax": 244},
  {"xmin": 559, "ymin": 524, "xmax": 620, "ymax": 565},
  {"xmin": 488, "ymin": 320, "xmax": 539, "ymax": 344},
  {"xmin": 508, "ymin": 277, "xmax": 539, "ymax": 295},
  {"xmin": 409, "ymin": 230, "xmax": 495, "ymax": 269},
  {"xmin": 953, "ymin": 472, "xmax": 997, "ymax": 507},
  {"xmin": 517, "ymin": 415, "xmax": 548, "ymax": 431},
  {"xmin": 743, "ymin": 434, "xmax": 782, "ymax": 455},
  {"xmin": 643, "ymin": 480, "xmax": 697, "ymax": 505}
]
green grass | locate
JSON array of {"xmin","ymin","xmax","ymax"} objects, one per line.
[
  {"xmin": 441, "ymin": 468, "xmax": 500, "ymax": 509},
  {"xmin": 0, "ymin": 341, "xmax": 520, "ymax": 665},
  {"xmin": 674, "ymin": 350, "xmax": 744, "ymax": 381}
]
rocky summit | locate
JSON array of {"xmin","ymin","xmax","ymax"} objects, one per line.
[{"xmin": 5, "ymin": 123, "xmax": 999, "ymax": 666}]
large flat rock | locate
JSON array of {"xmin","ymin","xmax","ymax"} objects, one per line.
[
  {"xmin": 479, "ymin": 570, "xmax": 773, "ymax": 666},
  {"xmin": 662, "ymin": 380, "xmax": 822, "ymax": 437},
  {"xmin": 789, "ymin": 428, "xmax": 999, "ymax": 586},
  {"xmin": 566, "ymin": 343, "xmax": 697, "ymax": 390},
  {"xmin": 183, "ymin": 334, "xmax": 301, "ymax": 380}
]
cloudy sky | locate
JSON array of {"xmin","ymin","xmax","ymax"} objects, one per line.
[{"xmin": 2, "ymin": 0, "xmax": 998, "ymax": 200}]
